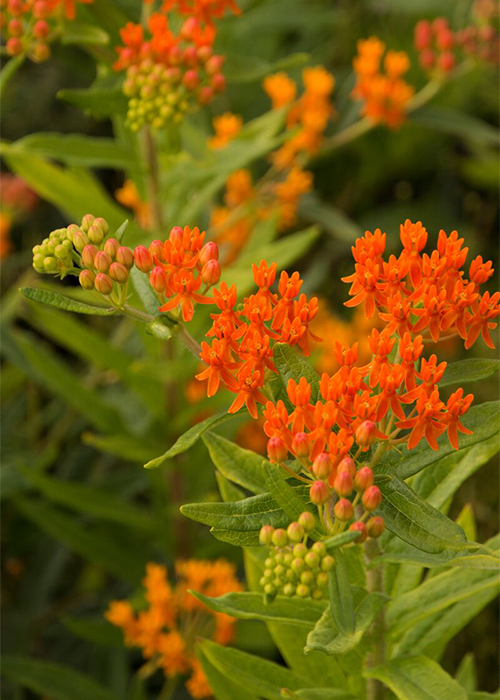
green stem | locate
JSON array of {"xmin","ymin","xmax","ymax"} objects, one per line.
[
  {"xmin": 0, "ymin": 55, "xmax": 25, "ymax": 99},
  {"xmin": 365, "ymin": 538, "xmax": 386, "ymax": 700},
  {"xmin": 142, "ymin": 126, "xmax": 164, "ymax": 231}
]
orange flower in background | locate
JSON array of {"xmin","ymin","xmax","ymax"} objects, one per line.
[
  {"xmin": 209, "ymin": 112, "xmax": 243, "ymax": 148},
  {"xmin": 263, "ymin": 72, "xmax": 297, "ymax": 109},
  {"xmin": 106, "ymin": 559, "xmax": 242, "ymax": 699},
  {"xmin": 162, "ymin": 0, "xmax": 241, "ymax": 26},
  {"xmin": 273, "ymin": 166, "xmax": 313, "ymax": 228},
  {"xmin": 352, "ymin": 37, "xmax": 414, "ymax": 128},
  {"xmin": 115, "ymin": 180, "xmax": 150, "ymax": 228},
  {"xmin": 0, "ymin": 173, "xmax": 38, "ymax": 259}
]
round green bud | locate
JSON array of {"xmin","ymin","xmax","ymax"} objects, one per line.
[
  {"xmin": 291, "ymin": 557, "xmax": 305, "ymax": 574},
  {"xmin": 316, "ymin": 572, "xmax": 329, "ymax": 589},
  {"xmin": 312, "ymin": 541, "xmax": 327, "ymax": 558},
  {"xmin": 259, "ymin": 524, "xmax": 274, "ymax": 546},
  {"xmin": 259, "ymin": 576, "xmax": 266, "ymax": 587},
  {"xmin": 300, "ymin": 570, "xmax": 314, "ymax": 585},
  {"xmin": 81, "ymin": 214, "xmax": 95, "ymax": 233},
  {"xmin": 32, "ymin": 245, "xmax": 41, "ymax": 255},
  {"xmin": 272, "ymin": 529, "xmax": 288, "ymax": 548},
  {"xmin": 264, "ymin": 583, "xmax": 275, "ymax": 596},
  {"xmin": 275, "ymin": 552, "xmax": 285, "ymax": 565},
  {"xmin": 283, "ymin": 553, "xmax": 293, "ymax": 566},
  {"xmin": 287, "ymin": 522, "xmax": 305, "ymax": 543},
  {"xmin": 274, "ymin": 564, "xmax": 285, "ymax": 577},
  {"xmin": 311, "ymin": 588, "xmax": 324, "ymax": 600},
  {"xmin": 33, "ymin": 254, "xmax": 44, "ymax": 269},
  {"xmin": 298, "ymin": 511, "xmax": 316, "ymax": 533},
  {"xmin": 273, "ymin": 577, "xmax": 282, "ymax": 588},
  {"xmin": 264, "ymin": 557, "xmax": 275, "ymax": 569},
  {"xmin": 293, "ymin": 543, "xmax": 307, "ymax": 558},
  {"xmin": 285, "ymin": 569, "xmax": 296, "ymax": 582},
  {"xmin": 305, "ymin": 551, "xmax": 320, "ymax": 569},
  {"xmin": 43, "ymin": 256, "xmax": 57, "ymax": 271},
  {"xmin": 283, "ymin": 583, "xmax": 295, "ymax": 597},
  {"xmin": 321, "ymin": 555, "xmax": 335, "ymax": 572},
  {"xmin": 296, "ymin": 584, "xmax": 310, "ymax": 598},
  {"xmin": 54, "ymin": 244, "xmax": 66, "ymax": 259}
]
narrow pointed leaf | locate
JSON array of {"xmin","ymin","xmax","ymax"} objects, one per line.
[
  {"xmin": 203, "ymin": 432, "xmax": 267, "ymax": 493},
  {"xmin": 328, "ymin": 549, "xmax": 355, "ymax": 635},
  {"xmin": 20, "ymin": 287, "xmax": 117, "ymax": 315}
]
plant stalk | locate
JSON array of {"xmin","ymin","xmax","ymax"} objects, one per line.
[{"xmin": 365, "ymin": 538, "xmax": 386, "ymax": 700}]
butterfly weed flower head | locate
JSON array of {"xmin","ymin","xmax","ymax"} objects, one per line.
[
  {"xmin": 106, "ymin": 559, "xmax": 242, "ymax": 699},
  {"xmin": 208, "ymin": 112, "xmax": 243, "ymax": 149}
]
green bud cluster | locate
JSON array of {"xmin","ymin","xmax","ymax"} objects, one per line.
[
  {"xmin": 258, "ymin": 513, "xmax": 335, "ymax": 602},
  {"xmin": 32, "ymin": 227, "xmax": 76, "ymax": 277}
]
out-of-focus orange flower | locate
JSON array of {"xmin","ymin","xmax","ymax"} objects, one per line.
[
  {"xmin": 209, "ymin": 112, "xmax": 243, "ymax": 148},
  {"xmin": 0, "ymin": 213, "xmax": 13, "ymax": 260},
  {"xmin": 115, "ymin": 180, "xmax": 150, "ymax": 228},
  {"xmin": 273, "ymin": 166, "xmax": 313, "ymax": 228},
  {"xmin": 162, "ymin": 0, "xmax": 241, "ymax": 27},
  {"xmin": 263, "ymin": 72, "xmax": 297, "ymax": 109}
]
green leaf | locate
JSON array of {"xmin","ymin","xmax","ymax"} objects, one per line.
[
  {"xmin": 0, "ymin": 55, "xmax": 25, "ymax": 98},
  {"xmin": 0, "ymin": 655, "xmax": 118, "ymax": 700},
  {"xmin": 197, "ymin": 646, "xmax": 261, "ymax": 700},
  {"xmin": 455, "ymin": 653, "xmax": 477, "ymax": 693},
  {"xmin": 216, "ymin": 472, "xmax": 246, "ymax": 502},
  {"xmin": 144, "ymin": 412, "xmax": 234, "ymax": 468},
  {"xmin": 328, "ymin": 549, "xmax": 355, "ymax": 635},
  {"xmin": 62, "ymin": 616, "xmax": 123, "ymax": 648},
  {"xmin": 323, "ymin": 531, "xmax": 360, "ymax": 552},
  {"xmin": 57, "ymin": 86, "xmax": 128, "ymax": 118},
  {"xmin": 376, "ymin": 475, "xmax": 467, "ymax": 554},
  {"xmin": 130, "ymin": 267, "xmax": 162, "ymax": 318},
  {"xmin": 203, "ymin": 432, "xmax": 267, "ymax": 494},
  {"xmin": 61, "ymin": 22, "xmax": 109, "ymax": 45},
  {"xmin": 190, "ymin": 591, "xmax": 326, "ymax": 627},
  {"xmin": 365, "ymin": 655, "xmax": 468, "ymax": 700},
  {"xmin": 440, "ymin": 359, "xmax": 500, "ymax": 388},
  {"xmin": 14, "ymin": 133, "xmax": 132, "ymax": 168},
  {"xmin": 410, "ymin": 106, "xmax": 500, "ymax": 146},
  {"xmin": 224, "ymin": 52, "xmax": 309, "ymax": 84},
  {"xmin": 379, "ymin": 402, "xmax": 500, "ymax": 480},
  {"xmin": 199, "ymin": 640, "xmax": 305, "ymax": 700},
  {"xmin": 273, "ymin": 343, "xmax": 321, "ymax": 403},
  {"xmin": 263, "ymin": 461, "xmax": 316, "ymax": 525},
  {"xmin": 210, "ymin": 529, "xmax": 262, "ymax": 546},
  {"xmin": 374, "ymin": 543, "xmax": 500, "ymax": 571},
  {"xmin": 281, "ymin": 691, "xmax": 355, "ymax": 700},
  {"xmin": 20, "ymin": 287, "xmax": 117, "ymax": 316},
  {"xmin": 306, "ymin": 592, "xmax": 388, "ymax": 655},
  {"xmin": 299, "ymin": 194, "xmax": 362, "ymax": 243}
]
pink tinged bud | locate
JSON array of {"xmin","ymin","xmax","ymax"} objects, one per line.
[
  {"xmin": 420, "ymin": 49, "xmax": 435, "ymax": 69},
  {"xmin": 94, "ymin": 273, "xmax": 113, "ymax": 295},
  {"xmin": 201, "ymin": 259, "xmax": 221, "ymax": 286},
  {"xmin": 181, "ymin": 16, "xmax": 198, "ymax": 40},
  {"xmin": 169, "ymin": 226, "xmax": 183, "ymax": 244},
  {"xmin": 267, "ymin": 436, "xmax": 287, "ymax": 463},
  {"xmin": 334, "ymin": 498, "xmax": 354, "ymax": 522},
  {"xmin": 104, "ymin": 237, "xmax": 120, "ymax": 258},
  {"xmin": 259, "ymin": 524, "xmax": 274, "ymax": 545},
  {"xmin": 109, "ymin": 262, "xmax": 129, "ymax": 284},
  {"xmin": 183, "ymin": 45, "xmax": 198, "ymax": 65},
  {"xmin": 81, "ymin": 244, "xmax": 98, "ymax": 268},
  {"xmin": 169, "ymin": 45, "xmax": 183, "ymax": 65},
  {"xmin": 7, "ymin": 0, "xmax": 22, "ymax": 15},
  {"xmin": 165, "ymin": 67, "xmax": 181, "ymax": 84},
  {"xmin": 292, "ymin": 432, "xmax": 310, "ymax": 458},
  {"xmin": 312, "ymin": 452, "xmax": 332, "ymax": 480},
  {"xmin": 298, "ymin": 511, "xmax": 316, "ymax": 533},
  {"xmin": 355, "ymin": 420, "xmax": 377, "ymax": 447},
  {"xmin": 73, "ymin": 231, "xmax": 89, "ymax": 252},
  {"xmin": 81, "ymin": 214, "xmax": 95, "ymax": 233},
  {"xmin": 211, "ymin": 73, "xmax": 227, "ymax": 93},
  {"xmin": 437, "ymin": 50, "xmax": 456, "ymax": 72},
  {"xmin": 414, "ymin": 20, "xmax": 432, "ymax": 50},
  {"xmin": 354, "ymin": 466, "xmax": 374, "ymax": 492},
  {"xmin": 79, "ymin": 269, "xmax": 95, "ymax": 290},
  {"xmin": 272, "ymin": 528, "xmax": 288, "ymax": 547},
  {"xmin": 6, "ymin": 37, "xmax": 22, "ymax": 55},
  {"xmin": 33, "ymin": 0, "xmax": 48, "ymax": 18},
  {"xmin": 205, "ymin": 55, "xmax": 224, "ymax": 75},
  {"xmin": 134, "ymin": 245, "xmax": 154, "ymax": 273},
  {"xmin": 88, "ymin": 224, "xmax": 104, "ymax": 245},
  {"xmin": 8, "ymin": 18, "xmax": 22, "ymax": 36},
  {"xmin": 436, "ymin": 27, "xmax": 454, "ymax": 50},
  {"xmin": 183, "ymin": 69, "xmax": 199, "ymax": 90},
  {"xmin": 149, "ymin": 239, "xmax": 164, "ymax": 261},
  {"xmin": 197, "ymin": 45, "xmax": 212, "ymax": 63},
  {"xmin": 310, "ymin": 480, "xmax": 329, "ymax": 505},
  {"xmin": 199, "ymin": 241, "xmax": 219, "ymax": 266},
  {"xmin": 93, "ymin": 217, "xmax": 109, "ymax": 235},
  {"xmin": 334, "ymin": 470, "xmax": 353, "ymax": 497},
  {"xmin": 33, "ymin": 19, "xmax": 49, "ymax": 38},
  {"xmin": 197, "ymin": 86, "xmax": 214, "ymax": 105},
  {"xmin": 150, "ymin": 266, "xmax": 167, "ymax": 294},
  {"xmin": 362, "ymin": 485, "xmax": 382, "ymax": 512},
  {"xmin": 338, "ymin": 457, "xmax": 356, "ymax": 476},
  {"xmin": 367, "ymin": 516, "xmax": 385, "ymax": 539},
  {"xmin": 66, "ymin": 224, "xmax": 81, "ymax": 241},
  {"xmin": 116, "ymin": 246, "xmax": 134, "ymax": 269},
  {"xmin": 94, "ymin": 250, "xmax": 112, "ymax": 273},
  {"xmin": 287, "ymin": 521, "xmax": 304, "ymax": 543},
  {"xmin": 349, "ymin": 521, "xmax": 368, "ymax": 543}
]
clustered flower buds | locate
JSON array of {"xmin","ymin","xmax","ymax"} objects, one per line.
[
  {"xmin": 414, "ymin": 18, "xmax": 456, "ymax": 73},
  {"xmin": 258, "ymin": 514, "xmax": 334, "ymax": 602}
]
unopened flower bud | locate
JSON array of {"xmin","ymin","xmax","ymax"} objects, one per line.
[
  {"xmin": 338, "ymin": 457, "xmax": 356, "ymax": 476},
  {"xmin": 197, "ymin": 46, "xmax": 212, "ymax": 62},
  {"xmin": 355, "ymin": 420, "xmax": 377, "ymax": 447},
  {"xmin": 205, "ymin": 55, "xmax": 224, "ymax": 75},
  {"xmin": 316, "ymin": 572, "xmax": 329, "ymax": 589},
  {"xmin": 94, "ymin": 272, "xmax": 113, "ymax": 295},
  {"xmin": 81, "ymin": 244, "xmax": 97, "ymax": 268},
  {"xmin": 66, "ymin": 224, "xmax": 80, "ymax": 242},
  {"xmin": 88, "ymin": 224, "xmax": 105, "ymax": 245},
  {"xmin": 6, "ymin": 37, "xmax": 22, "ymax": 55},
  {"xmin": 312, "ymin": 541, "xmax": 326, "ymax": 557},
  {"xmin": 211, "ymin": 73, "xmax": 227, "ymax": 93},
  {"xmin": 150, "ymin": 266, "xmax": 167, "ymax": 294},
  {"xmin": 296, "ymin": 584, "xmax": 310, "ymax": 598},
  {"xmin": 197, "ymin": 86, "xmax": 214, "ymax": 105},
  {"xmin": 420, "ymin": 48, "xmax": 435, "ymax": 70},
  {"xmin": 292, "ymin": 432, "xmax": 310, "ymax": 458},
  {"xmin": 94, "ymin": 250, "xmax": 112, "ymax": 273},
  {"xmin": 272, "ymin": 528, "xmax": 288, "ymax": 548},
  {"xmin": 199, "ymin": 241, "xmax": 219, "ymax": 266},
  {"xmin": 81, "ymin": 214, "xmax": 95, "ymax": 233},
  {"xmin": 149, "ymin": 239, "xmax": 164, "ymax": 261},
  {"xmin": 367, "ymin": 516, "xmax": 385, "ymax": 539},
  {"xmin": 93, "ymin": 217, "xmax": 109, "ymax": 235},
  {"xmin": 298, "ymin": 511, "xmax": 315, "ymax": 533},
  {"xmin": 73, "ymin": 230, "xmax": 89, "ymax": 252},
  {"xmin": 287, "ymin": 522, "xmax": 304, "ymax": 543},
  {"xmin": 362, "ymin": 485, "xmax": 382, "ymax": 512},
  {"xmin": 201, "ymin": 259, "xmax": 221, "ymax": 286},
  {"xmin": 259, "ymin": 524, "xmax": 274, "ymax": 545},
  {"xmin": 334, "ymin": 470, "xmax": 353, "ymax": 497},
  {"xmin": 291, "ymin": 557, "xmax": 305, "ymax": 574},
  {"xmin": 32, "ymin": 42, "xmax": 50, "ymax": 63},
  {"xmin": 414, "ymin": 19, "xmax": 432, "ymax": 50},
  {"xmin": 437, "ymin": 50, "xmax": 456, "ymax": 72},
  {"xmin": 310, "ymin": 480, "xmax": 329, "ymax": 505},
  {"xmin": 354, "ymin": 466, "xmax": 374, "ymax": 492},
  {"xmin": 33, "ymin": 19, "xmax": 49, "ymax": 38},
  {"xmin": 321, "ymin": 555, "xmax": 335, "ymax": 572},
  {"xmin": 104, "ymin": 237, "xmax": 120, "ymax": 258},
  {"xmin": 116, "ymin": 246, "xmax": 134, "ymax": 269},
  {"xmin": 109, "ymin": 262, "xmax": 129, "ymax": 284},
  {"xmin": 134, "ymin": 245, "xmax": 154, "ymax": 272},
  {"xmin": 334, "ymin": 498, "xmax": 354, "ymax": 522},
  {"xmin": 267, "ymin": 436, "xmax": 287, "ymax": 463},
  {"xmin": 312, "ymin": 452, "xmax": 332, "ymax": 479},
  {"xmin": 305, "ymin": 551, "xmax": 319, "ymax": 569},
  {"xmin": 33, "ymin": 0, "xmax": 47, "ymax": 17},
  {"xmin": 79, "ymin": 269, "xmax": 95, "ymax": 290},
  {"xmin": 293, "ymin": 543, "xmax": 307, "ymax": 558},
  {"xmin": 43, "ymin": 256, "xmax": 57, "ymax": 271},
  {"xmin": 182, "ymin": 69, "xmax": 199, "ymax": 90},
  {"xmin": 349, "ymin": 520, "xmax": 368, "ymax": 543}
]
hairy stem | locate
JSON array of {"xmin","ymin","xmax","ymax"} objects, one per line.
[{"xmin": 365, "ymin": 538, "xmax": 386, "ymax": 700}]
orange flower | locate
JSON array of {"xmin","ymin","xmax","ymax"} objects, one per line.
[
  {"xmin": 263, "ymin": 72, "xmax": 297, "ymax": 109},
  {"xmin": 115, "ymin": 180, "xmax": 149, "ymax": 228},
  {"xmin": 209, "ymin": 112, "xmax": 243, "ymax": 148},
  {"xmin": 396, "ymin": 387, "xmax": 447, "ymax": 450},
  {"xmin": 228, "ymin": 365, "xmax": 267, "ymax": 418}
]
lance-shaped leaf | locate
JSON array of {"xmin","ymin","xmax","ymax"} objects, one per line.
[
  {"xmin": 281, "ymin": 689, "xmax": 355, "ymax": 699},
  {"xmin": 198, "ymin": 646, "xmax": 260, "ymax": 700},
  {"xmin": 376, "ymin": 474, "xmax": 466, "ymax": 554},
  {"xmin": 191, "ymin": 591, "xmax": 326, "ymax": 627},
  {"xmin": 210, "ymin": 528, "xmax": 261, "ymax": 546},
  {"xmin": 440, "ymin": 358, "xmax": 500, "ymax": 388},
  {"xmin": 306, "ymin": 592, "xmax": 388, "ymax": 655},
  {"xmin": 14, "ymin": 133, "xmax": 131, "ymax": 168},
  {"xmin": 364, "ymin": 655, "xmax": 468, "ymax": 700},
  {"xmin": 273, "ymin": 343, "xmax": 321, "ymax": 403},
  {"xmin": 263, "ymin": 462, "xmax": 316, "ymax": 524},
  {"xmin": 328, "ymin": 549, "xmax": 355, "ymax": 635},
  {"xmin": 58, "ymin": 86, "xmax": 128, "ymax": 117},
  {"xmin": 20, "ymin": 287, "xmax": 117, "ymax": 316},
  {"xmin": 323, "ymin": 531, "xmax": 360, "ymax": 552},
  {"xmin": 203, "ymin": 431, "xmax": 267, "ymax": 494}
]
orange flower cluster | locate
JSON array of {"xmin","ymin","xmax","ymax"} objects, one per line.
[
  {"xmin": 209, "ymin": 169, "xmax": 256, "ymax": 263},
  {"xmin": 161, "ymin": 0, "xmax": 240, "ymax": 29},
  {"xmin": 0, "ymin": 0, "xmax": 91, "ymax": 60},
  {"xmin": 106, "ymin": 560, "xmax": 242, "ymax": 699},
  {"xmin": 352, "ymin": 37, "xmax": 414, "ymax": 128},
  {"xmin": 208, "ymin": 112, "xmax": 243, "ymax": 149},
  {"xmin": 115, "ymin": 179, "xmax": 150, "ymax": 228},
  {"xmin": 196, "ymin": 261, "xmax": 320, "ymax": 418},
  {"xmin": 133, "ymin": 225, "xmax": 220, "ymax": 322},
  {"xmin": 0, "ymin": 173, "xmax": 38, "ymax": 257},
  {"xmin": 414, "ymin": 18, "xmax": 456, "ymax": 73},
  {"xmin": 263, "ymin": 66, "xmax": 335, "ymax": 169}
]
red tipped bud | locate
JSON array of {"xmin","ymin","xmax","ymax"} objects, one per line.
[
  {"xmin": 165, "ymin": 66, "xmax": 181, "ymax": 84},
  {"xmin": 437, "ymin": 50, "xmax": 456, "ymax": 72},
  {"xmin": 272, "ymin": 528, "xmax": 288, "ymax": 547},
  {"xmin": 367, "ymin": 516, "xmax": 385, "ymax": 539},
  {"xmin": 334, "ymin": 498, "xmax": 354, "ymax": 522},
  {"xmin": 149, "ymin": 239, "xmax": 164, "ymax": 261},
  {"xmin": 104, "ymin": 237, "xmax": 120, "ymax": 258},
  {"xmin": 81, "ymin": 244, "xmax": 98, "ymax": 268},
  {"xmin": 8, "ymin": 18, "xmax": 22, "ymax": 36},
  {"xmin": 334, "ymin": 470, "xmax": 353, "ymax": 497},
  {"xmin": 349, "ymin": 521, "xmax": 368, "ymax": 543},
  {"xmin": 197, "ymin": 45, "xmax": 212, "ymax": 63},
  {"xmin": 298, "ymin": 511, "xmax": 316, "ymax": 533},
  {"xmin": 183, "ymin": 69, "xmax": 199, "ymax": 90},
  {"xmin": 6, "ymin": 37, "xmax": 22, "ymax": 55},
  {"xmin": 287, "ymin": 522, "xmax": 304, "ymax": 543},
  {"xmin": 199, "ymin": 241, "xmax": 219, "ymax": 266},
  {"xmin": 436, "ymin": 27, "xmax": 454, "ymax": 50},
  {"xmin": 419, "ymin": 48, "xmax": 435, "ymax": 70},
  {"xmin": 211, "ymin": 73, "xmax": 227, "ymax": 93},
  {"xmin": 197, "ymin": 86, "xmax": 214, "ymax": 104},
  {"xmin": 362, "ymin": 485, "xmax": 382, "ymax": 512},
  {"xmin": 169, "ymin": 226, "xmax": 183, "ymax": 244},
  {"xmin": 116, "ymin": 246, "xmax": 134, "ymax": 269},
  {"xmin": 181, "ymin": 16, "xmax": 198, "ymax": 40},
  {"xmin": 183, "ymin": 45, "xmax": 198, "ymax": 65},
  {"xmin": 355, "ymin": 420, "xmax": 377, "ymax": 447},
  {"xmin": 259, "ymin": 524, "xmax": 274, "ymax": 545},
  {"xmin": 205, "ymin": 55, "xmax": 224, "ymax": 75},
  {"xmin": 267, "ymin": 436, "xmax": 287, "ymax": 463},
  {"xmin": 150, "ymin": 266, "xmax": 167, "ymax": 294},
  {"xmin": 354, "ymin": 466, "xmax": 374, "ymax": 492},
  {"xmin": 94, "ymin": 250, "xmax": 112, "ymax": 273},
  {"xmin": 310, "ymin": 480, "xmax": 329, "ymax": 505},
  {"xmin": 312, "ymin": 452, "xmax": 332, "ymax": 479},
  {"xmin": 7, "ymin": 0, "xmax": 22, "ymax": 15},
  {"xmin": 33, "ymin": 0, "xmax": 48, "ymax": 18},
  {"xmin": 201, "ymin": 259, "xmax": 221, "ymax": 286},
  {"xmin": 33, "ymin": 20, "xmax": 49, "ymax": 38},
  {"xmin": 79, "ymin": 269, "xmax": 95, "ymax": 290},
  {"xmin": 134, "ymin": 245, "xmax": 154, "ymax": 273},
  {"xmin": 168, "ymin": 45, "xmax": 182, "ymax": 65},
  {"xmin": 109, "ymin": 262, "xmax": 129, "ymax": 284},
  {"xmin": 292, "ymin": 432, "xmax": 310, "ymax": 458},
  {"xmin": 414, "ymin": 20, "xmax": 432, "ymax": 50},
  {"xmin": 338, "ymin": 456, "xmax": 356, "ymax": 476},
  {"xmin": 94, "ymin": 273, "xmax": 113, "ymax": 295}
]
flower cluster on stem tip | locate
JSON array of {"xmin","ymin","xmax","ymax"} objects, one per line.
[{"xmin": 106, "ymin": 560, "xmax": 242, "ymax": 699}]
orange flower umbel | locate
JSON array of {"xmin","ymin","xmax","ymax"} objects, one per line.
[
  {"xmin": 106, "ymin": 560, "xmax": 242, "ymax": 699},
  {"xmin": 352, "ymin": 37, "xmax": 414, "ymax": 128},
  {"xmin": 208, "ymin": 112, "xmax": 243, "ymax": 148}
]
